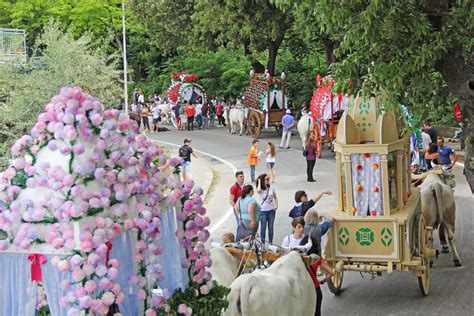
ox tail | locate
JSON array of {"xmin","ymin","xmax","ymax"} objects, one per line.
[
  {"xmin": 432, "ymin": 182, "xmax": 445, "ymax": 226},
  {"xmin": 238, "ymin": 275, "xmax": 257, "ymax": 316}
]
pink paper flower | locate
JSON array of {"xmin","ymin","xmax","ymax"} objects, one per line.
[
  {"xmin": 84, "ymin": 280, "xmax": 97, "ymax": 293},
  {"xmin": 72, "ymin": 269, "xmax": 86, "ymax": 282},
  {"xmin": 101, "ymin": 292, "xmax": 115, "ymax": 306}
]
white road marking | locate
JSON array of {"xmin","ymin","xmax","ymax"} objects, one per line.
[{"xmin": 154, "ymin": 140, "xmax": 237, "ymax": 234}]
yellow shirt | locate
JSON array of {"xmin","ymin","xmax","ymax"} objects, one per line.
[{"xmin": 248, "ymin": 146, "xmax": 258, "ymax": 165}]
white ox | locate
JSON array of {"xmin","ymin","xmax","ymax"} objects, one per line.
[
  {"xmin": 157, "ymin": 103, "xmax": 172, "ymax": 125},
  {"xmin": 208, "ymin": 247, "xmax": 240, "ymax": 287},
  {"xmin": 420, "ymin": 171, "xmax": 461, "ymax": 266},
  {"xmin": 297, "ymin": 113, "xmax": 313, "ymax": 149},
  {"xmin": 224, "ymin": 251, "xmax": 316, "ymax": 316},
  {"xmin": 229, "ymin": 106, "xmax": 248, "ymax": 136}
]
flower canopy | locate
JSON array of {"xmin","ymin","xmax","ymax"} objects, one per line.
[{"xmin": 0, "ymin": 87, "xmax": 216, "ymax": 315}]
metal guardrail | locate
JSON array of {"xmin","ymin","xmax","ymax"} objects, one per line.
[{"xmin": 0, "ymin": 28, "xmax": 27, "ymax": 63}]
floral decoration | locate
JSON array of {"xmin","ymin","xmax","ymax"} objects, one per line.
[
  {"xmin": 355, "ymin": 184, "xmax": 363, "ymax": 191},
  {"xmin": 0, "ymin": 87, "xmax": 225, "ymax": 315},
  {"xmin": 373, "ymin": 163, "xmax": 379, "ymax": 169},
  {"xmin": 356, "ymin": 164, "xmax": 363, "ymax": 171},
  {"xmin": 166, "ymin": 72, "xmax": 206, "ymax": 105},
  {"xmin": 373, "ymin": 186, "xmax": 379, "ymax": 193},
  {"xmin": 364, "ymin": 153, "xmax": 371, "ymax": 158}
]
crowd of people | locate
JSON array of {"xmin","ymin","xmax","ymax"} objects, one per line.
[
  {"xmin": 410, "ymin": 121, "xmax": 458, "ymax": 173},
  {"xmin": 227, "ymin": 157, "xmax": 334, "ymax": 316},
  {"xmin": 128, "ymin": 88, "xmax": 246, "ymax": 133}
]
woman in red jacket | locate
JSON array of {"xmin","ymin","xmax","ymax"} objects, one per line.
[{"xmin": 185, "ymin": 102, "xmax": 196, "ymax": 131}]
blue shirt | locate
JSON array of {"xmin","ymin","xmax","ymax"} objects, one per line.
[
  {"xmin": 438, "ymin": 145, "xmax": 454, "ymax": 165},
  {"xmin": 238, "ymin": 196, "xmax": 261, "ymax": 221},
  {"xmin": 281, "ymin": 114, "xmax": 294, "ymax": 131}
]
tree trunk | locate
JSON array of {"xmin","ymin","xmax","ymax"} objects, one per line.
[
  {"xmin": 243, "ymin": 39, "xmax": 265, "ymax": 73},
  {"xmin": 267, "ymin": 42, "xmax": 277, "ymax": 76},
  {"xmin": 436, "ymin": 49, "xmax": 474, "ymax": 192},
  {"xmin": 324, "ymin": 39, "xmax": 339, "ymax": 68},
  {"xmin": 266, "ymin": 33, "xmax": 285, "ymax": 76}
]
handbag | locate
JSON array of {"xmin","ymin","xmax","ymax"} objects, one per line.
[{"xmin": 303, "ymin": 148, "xmax": 308, "ymax": 157}]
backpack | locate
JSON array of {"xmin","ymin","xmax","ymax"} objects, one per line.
[
  {"xmin": 289, "ymin": 204, "xmax": 304, "ymax": 218},
  {"xmin": 179, "ymin": 146, "xmax": 188, "ymax": 158},
  {"xmin": 178, "ymin": 106, "xmax": 184, "ymax": 115}
]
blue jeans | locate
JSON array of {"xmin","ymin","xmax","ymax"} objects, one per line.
[
  {"xmin": 234, "ymin": 210, "xmax": 240, "ymax": 241},
  {"xmin": 250, "ymin": 165, "xmax": 256, "ymax": 182},
  {"xmin": 260, "ymin": 210, "xmax": 276, "ymax": 243},
  {"xmin": 196, "ymin": 114, "xmax": 202, "ymax": 128},
  {"xmin": 419, "ymin": 152, "xmax": 427, "ymax": 170}
]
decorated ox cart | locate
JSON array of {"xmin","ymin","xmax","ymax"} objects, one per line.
[
  {"xmin": 167, "ymin": 71, "xmax": 207, "ymax": 105},
  {"xmin": 243, "ymin": 71, "xmax": 288, "ymax": 138},
  {"xmin": 309, "ymin": 74, "xmax": 352, "ymax": 157},
  {"xmin": 324, "ymin": 91, "xmax": 437, "ymax": 296}
]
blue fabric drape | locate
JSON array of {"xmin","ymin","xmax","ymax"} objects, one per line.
[
  {"xmin": 0, "ymin": 253, "xmax": 37, "ymax": 316},
  {"xmin": 41, "ymin": 256, "xmax": 74, "ymax": 316},
  {"xmin": 157, "ymin": 208, "xmax": 189, "ymax": 294},
  {"xmin": 110, "ymin": 231, "xmax": 139, "ymax": 316}
]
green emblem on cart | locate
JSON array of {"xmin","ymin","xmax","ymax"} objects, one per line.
[
  {"xmin": 359, "ymin": 100, "xmax": 370, "ymax": 115},
  {"xmin": 356, "ymin": 228, "xmax": 374, "ymax": 246},
  {"xmin": 338, "ymin": 227, "xmax": 350, "ymax": 246},
  {"xmin": 381, "ymin": 227, "xmax": 393, "ymax": 247}
]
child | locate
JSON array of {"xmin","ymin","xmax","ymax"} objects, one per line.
[
  {"xmin": 281, "ymin": 217, "xmax": 306, "ymax": 250},
  {"xmin": 289, "ymin": 190, "xmax": 332, "ymax": 218},
  {"xmin": 222, "ymin": 232, "xmax": 235, "ymax": 244}
]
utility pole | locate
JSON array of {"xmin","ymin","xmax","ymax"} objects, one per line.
[{"xmin": 122, "ymin": 0, "xmax": 129, "ymax": 114}]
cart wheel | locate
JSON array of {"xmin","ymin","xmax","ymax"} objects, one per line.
[
  {"xmin": 248, "ymin": 112, "xmax": 261, "ymax": 138},
  {"xmin": 328, "ymin": 262, "xmax": 344, "ymax": 295},
  {"xmin": 416, "ymin": 214, "xmax": 430, "ymax": 296}
]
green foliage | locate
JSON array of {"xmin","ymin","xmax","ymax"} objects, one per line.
[
  {"xmin": 192, "ymin": 0, "xmax": 293, "ymax": 73},
  {"xmin": 156, "ymin": 281, "xmax": 230, "ymax": 316},
  {"xmin": 275, "ymin": 0, "xmax": 472, "ymax": 126},
  {"xmin": 134, "ymin": 48, "xmax": 251, "ymax": 99},
  {"xmin": 0, "ymin": 21, "xmax": 119, "ymax": 168},
  {"xmin": 276, "ymin": 45, "xmax": 325, "ymax": 107}
]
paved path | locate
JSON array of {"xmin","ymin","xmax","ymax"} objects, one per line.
[{"xmin": 150, "ymin": 126, "xmax": 473, "ymax": 316}]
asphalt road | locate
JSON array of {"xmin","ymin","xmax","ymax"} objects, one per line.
[{"xmin": 150, "ymin": 126, "xmax": 473, "ymax": 316}]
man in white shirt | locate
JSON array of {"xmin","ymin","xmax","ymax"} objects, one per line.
[
  {"xmin": 151, "ymin": 104, "xmax": 161, "ymax": 133},
  {"xmin": 415, "ymin": 127, "xmax": 431, "ymax": 171},
  {"xmin": 195, "ymin": 102, "xmax": 203, "ymax": 129},
  {"xmin": 138, "ymin": 89, "xmax": 145, "ymax": 105}
]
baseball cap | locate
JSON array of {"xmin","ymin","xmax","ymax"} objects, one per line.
[
  {"xmin": 286, "ymin": 109, "xmax": 291, "ymax": 114},
  {"xmin": 184, "ymin": 138, "xmax": 192, "ymax": 144}
]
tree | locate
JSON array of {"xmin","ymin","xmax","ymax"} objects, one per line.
[
  {"xmin": 192, "ymin": 0, "xmax": 293, "ymax": 75},
  {"xmin": 0, "ymin": 0, "xmax": 71, "ymax": 50},
  {"xmin": 274, "ymin": 0, "xmax": 474, "ymax": 191},
  {"xmin": 0, "ymin": 21, "xmax": 120, "ymax": 168}
]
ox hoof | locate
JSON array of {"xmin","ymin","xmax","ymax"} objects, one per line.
[
  {"xmin": 454, "ymin": 260, "xmax": 462, "ymax": 267},
  {"xmin": 441, "ymin": 246, "xmax": 450, "ymax": 254}
]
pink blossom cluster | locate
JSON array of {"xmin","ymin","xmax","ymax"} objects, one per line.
[{"xmin": 0, "ymin": 87, "xmax": 212, "ymax": 315}]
